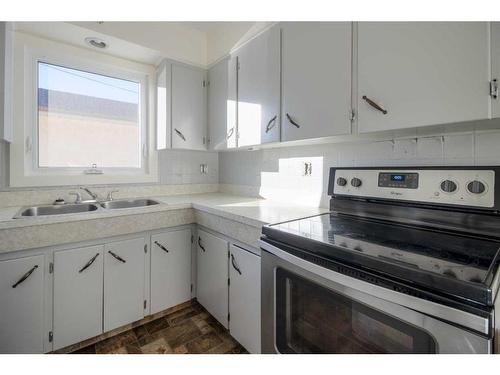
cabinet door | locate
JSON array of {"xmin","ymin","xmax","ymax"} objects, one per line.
[
  {"xmin": 281, "ymin": 22, "xmax": 352, "ymax": 141},
  {"xmin": 53, "ymin": 245, "xmax": 103, "ymax": 350},
  {"xmin": 208, "ymin": 58, "xmax": 231, "ymax": 150},
  {"xmin": 156, "ymin": 60, "xmax": 172, "ymax": 150},
  {"xmin": 358, "ymin": 22, "xmax": 489, "ymax": 133},
  {"xmin": 0, "ymin": 254, "xmax": 44, "ymax": 353},
  {"xmin": 172, "ymin": 64, "xmax": 207, "ymax": 150},
  {"xmin": 229, "ymin": 245, "xmax": 261, "ymax": 354},
  {"xmin": 236, "ymin": 26, "xmax": 280, "ymax": 147},
  {"xmin": 104, "ymin": 237, "xmax": 146, "ymax": 332},
  {"xmin": 492, "ymin": 22, "xmax": 500, "ymax": 118},
  {"xmin": 151, "ymin": 229, "xmax": 192, "ymax": 314},
  {"xmin": 196, "ymin": 229, "xmax": 229, "ymax": 328},
  {"xmin": 226, "ymin": 55, "xmax": 238, "ymax": 148}
]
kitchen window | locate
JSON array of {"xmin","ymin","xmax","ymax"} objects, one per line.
[
  {"xmin": 37, "ymin": 62, "xmax": 142, "ymax": 169},
  {"xmin": 10, "ymin": 32, "xmax": 157, "ymax": 187}
]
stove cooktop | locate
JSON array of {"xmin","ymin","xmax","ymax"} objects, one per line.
[{"xmin": 263, "ymin": 212, "xmax": 500, "ymax": 307}]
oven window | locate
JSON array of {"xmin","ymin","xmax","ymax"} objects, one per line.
[{"xmin": 275, "ymin": 268, "xmax": 437, "ymax": 353}]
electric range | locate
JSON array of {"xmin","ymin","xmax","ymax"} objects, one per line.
[{"xmin": 260, "ymin": 166, "xmax": 500, "ymax": 354}]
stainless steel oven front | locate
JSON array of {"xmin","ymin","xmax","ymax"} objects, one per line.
[{"xmin": 261, "ymin": 240, "xmax": 493, "ymax": 354}]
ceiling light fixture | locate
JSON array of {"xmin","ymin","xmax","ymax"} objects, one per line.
[{"xmin": 85, "ymin": 37, "xmax": 107, "ymax": 49}]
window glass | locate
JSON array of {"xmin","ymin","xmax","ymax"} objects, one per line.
[{"xmin": 37, "ymin": 62, "xmax": 141, "ymax": 168}]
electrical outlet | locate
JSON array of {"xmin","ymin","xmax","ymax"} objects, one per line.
[
  {"xmin": 200, "ymin": 164, "xmax": 208, "ymax": 174},
  {"xmin": 303, "ymin": 162, "xmax": 312, "ymax": 176}
]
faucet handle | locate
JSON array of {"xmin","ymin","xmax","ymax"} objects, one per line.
[
  {"xmin": 107, "ymin": 190, "xmax": 119, "ymax": 201},
  {"xmin": 69, "ymin": 192, "xmax": 82, "ymax": 204}
]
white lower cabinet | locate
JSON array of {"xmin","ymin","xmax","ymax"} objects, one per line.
[
  {"xmin": 53, "ymin": 245, "xmax": 103, "ymax": 350},
  {"xmin": 0, "ymin": 254, "xmax": 45, "ymax": 353},
  {"xmin": 151, "ymin": 229, "xmax": 192, "ymax": 314},
  {"xmin": 104, "ymin": 237, "xmax": 146, "ymax": 332},
  {"xmin": 196, "ymin": 229, "xmax": 229, "ymax": 328},
  {"xmin": 229, "ymin": 244, "xmax": 261, "ymax": 354}
]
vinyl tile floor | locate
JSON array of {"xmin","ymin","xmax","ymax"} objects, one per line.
[{"xmin": 70, "ymin": 300, "xmax": 248, "ymax": 354}]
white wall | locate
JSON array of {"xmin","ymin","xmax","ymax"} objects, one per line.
[
  {"xmin": 0, "ymin": 140, "xmax": 8, "ymax": 189},
  {"xmin": 205, "ymin": 22, "xmax": 272, "ymax": 65},
  {"xmin": 219, "ymin": 130, "xmax": 500, "ymax": 208}
]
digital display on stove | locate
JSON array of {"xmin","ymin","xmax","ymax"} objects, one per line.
[
  {"xmin": 391, "ymin": 174, "xmax": 405, "ymax": 181},
  {"xmin": 378, "ymin": 172, "xmax": 418, "ymax": 189}
]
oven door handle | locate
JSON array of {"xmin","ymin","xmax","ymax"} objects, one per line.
[{"xmin": 260, "ymin": 239, "xmax": 491, "ymax": 337}]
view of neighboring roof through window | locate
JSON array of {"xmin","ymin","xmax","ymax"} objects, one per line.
[{"xmin": 37, "ymin": 62, "xmax": 142, "ymax": 169}]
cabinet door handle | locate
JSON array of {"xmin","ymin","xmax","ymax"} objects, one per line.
[
  {"xmin": 198, "ymin": 237, "xmax": 206, "ymax": 252},
  {"xmin": 230, "ymin": 254, "xmax": 242, "ymax": 275},
  {"xmin": 78, "ymin": 253, "xmax": 100, "ymax": 273},
  {"xmin": 108, "ymin": 251, "xmax": 126, "ymax": 263},
  {"xmin": 226, "ymin": 127, "xmax": 234, "ymax": 139},
  {"xmin": 174, "ymin": 128, "xmax": 187, "ymax": 141},
  {"xmin": 265, "ymin": 115, "xmax": 277, "ymax": 133},
  {"xmin": 362, "ymin": 95, "xmax": 388, "ymax": 114},
  {"xmin": 12, "ymin": 265, "xmax": 38, "ymax": 288},
  {"xmin": 154, "ymin": 241, "xmax": 169, "ymax": 253},
  {"xmin": 286, "ymin": 113, "xmax": 300, "ymax": 128}
]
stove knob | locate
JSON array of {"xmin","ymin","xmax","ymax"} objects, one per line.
[
  {"xmin": 351, "ymin": 177, "xmax": 362, "ymax": 188},
  {"xmin": 467, "ymin": 180, "xmax": 486, "ymax": 194},
  {"xmin": 440, "ymin": 180, "xmax": 457, "ymax": 193},
  {"xmin": 336, "ymin": 177, "xmax": 347, "ymax": 186}
]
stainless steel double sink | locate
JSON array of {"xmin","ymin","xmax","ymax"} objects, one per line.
[{"xmin": 14, "ymin": 199, "xmax": 160, "ymax": 219}]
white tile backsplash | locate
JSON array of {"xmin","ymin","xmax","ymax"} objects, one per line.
[
  {"xmin": 444, "ymin": 134, "xmax": 474, "ymax": 159},
  {"xmin": 393, "ymin": 139, "xmax": 417, "ymax": 159},
  {"xmin": 219, "ymin": 129, "xmax": 500, "ymax": 208},
  {"xmin": 416, "ymin": 136, "xmax": 443, "ymax": 160},
  {"xmin": 475, "ymin": 131, "xmax": 500, "ymax": 163}
]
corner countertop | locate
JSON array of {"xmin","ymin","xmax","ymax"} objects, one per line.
[{"xmin": 0, "ymin": 193, "xmax": 329, "ymax": 231}]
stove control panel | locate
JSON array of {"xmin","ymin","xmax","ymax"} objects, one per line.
[{"xmin": 332, "ymin": 169, "xmax": 495, "ymax": 208}]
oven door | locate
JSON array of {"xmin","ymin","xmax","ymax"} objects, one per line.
[{"xmin": 261, "ymin": 241, "xmax": 492, "ymax": 354}]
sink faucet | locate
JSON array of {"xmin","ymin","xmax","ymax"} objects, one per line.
[{"xmin": 80, "ymin": 186, "xmax": 99, "ymax": 202}]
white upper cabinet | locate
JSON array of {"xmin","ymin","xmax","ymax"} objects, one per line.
[
  {"xmin": 226, "ymin": 56, "xmax": 238, "ymax": 149},
  {"xmin": 235, "ymin": 26, "xmax": 281, "ymax": 147},
  {"xmin": 171, "ymin": 64, "xmax": 207, "ymax": 150},
  {"xmin": 104, "ymin": 237, "xmax": 146, "ymax": 332},
  {"xmin": 208, "ymin": 58, "xmax": 232, "ymax": 150},
  {"xmin": 281, "ymin": 22, "xmax": 352, "ymax": 141},
  {"xmin": 0, "ymin": 254, "xmax": 45, "ymax": 353},
  {"xmin": 491, "ymin": 22, "xmax": 500, "ymax": 118},
  {"xmin": 0, "ymin": 22, "xmax": 12, "ymax": 143},
  {"xmin": 357, "ymin": 22, "xmax": 490, "ymax": 133},
  {"xmin": 156, "ymin": 61, "xmax": 171, "ymax": 150},
  {"xmin": 150, "ymin": 228, "xmax": 192, "ymax": 314},
  {"xmin": 53, "ymin": 245, "xmax": 103, "ymax": 351}
]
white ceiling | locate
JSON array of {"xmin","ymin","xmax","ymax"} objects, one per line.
[{"xmin": 14, "ymin": 21, "xmax": 270, "ymax": 67}]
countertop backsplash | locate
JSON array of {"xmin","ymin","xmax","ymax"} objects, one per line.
[
  {"xmin": 0, "ymin": 147, "xmax": 219, "ymax": 207},
  {"xmin": 219, "ymin": 129, "xmax": 500, "ymax": 208}
]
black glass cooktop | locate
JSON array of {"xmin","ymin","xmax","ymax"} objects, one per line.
[{"xmin": 263, "ymin": 213, "xmax": 500, "ymax": 306}]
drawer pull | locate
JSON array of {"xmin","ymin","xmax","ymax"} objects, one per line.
[
  {"xmin": 226, "ymin": 127, "xmax": 234, "ymax": 139},
  {"xmin": 78, "ymin": 253, "xmax": 100, "ymax": 273},
  {"xmin": 265, "ymin": 115, "xmax": 277, "ymax": 133},
  {"xmin": 154, "ymin": 241, "xmax": 169, "ymax": 253},
  {"xmin": 231, "ymin": 254, "xmax": 242, "ymax": 275},
  {"xmin": 108, "ymin": 251, "xmax": 126, "ymax": 263},
  {"xmin": 286, "ymin": 113, "xmax": 300, "ymax": 128},
  {"xmin": 12, "ymin": 265, "xmax": 38, "ymax": 288},
  {"xmin": 362, "ymin": 95, "xmax": 388, "ymax": 114},
  {"xmin": 198, "ymin": 237, "xmax": 206, "ymax": 252}
]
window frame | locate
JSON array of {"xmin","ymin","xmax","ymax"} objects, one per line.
[{"xmin": 10, "ymin": 32, "xmax": 158, "ymax": 187}]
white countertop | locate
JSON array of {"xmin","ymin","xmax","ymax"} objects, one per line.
[{"xmin": 0, "ymin": 193, "xmax": 329, "ymax": 230}]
